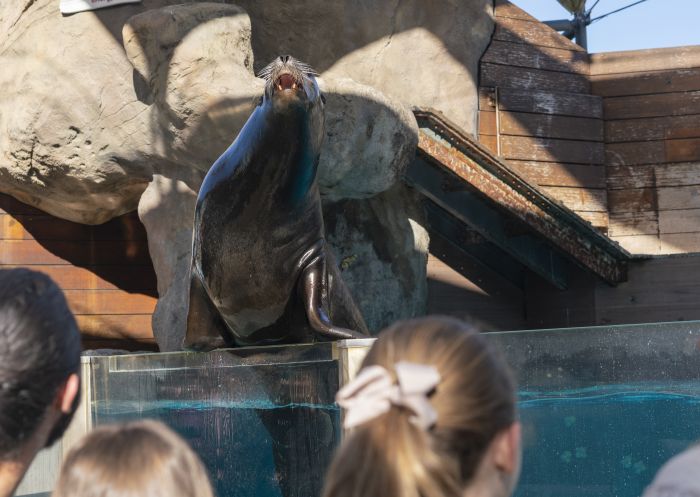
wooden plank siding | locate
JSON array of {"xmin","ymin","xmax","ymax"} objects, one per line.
[
  {"xmin": 591, "ymin": 45, "xmax": 700, "ymax": 254},
  {"xmin": 479, "ymin": 1, "xmax": 607, "ymax": 230},
  {"xmin": 0, "ymin": 193, "xmax": 157, "ymax": 350}
]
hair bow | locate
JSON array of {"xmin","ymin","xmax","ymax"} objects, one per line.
[{"xmin": 336, "ymin": 362, "xmax": 441, "ymax": 429}]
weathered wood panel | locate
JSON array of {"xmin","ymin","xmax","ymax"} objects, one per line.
[
  {"xmin": 482, "ymin": 40, "xmax": 589, "ymax": 74},
  {"xmin": 494, "ymin": 0, "xmax": 540, "ymax": 21},
  {"xmin": 604, "ymin": 90, "xmax": 700, "ymax": 120},
  {"xmin": 611, "ymin": 233, "xmax": 700, "ymax": 255},
  {"xmin": 524, "ymin": 270, "xmax": 598, "ymax": 329},
  {"xmin": 539, "ymin": 186, "xmax": 608, "ymax": 212},
  {"xmin": 0, "ymin": 193, "xmax": 157, "ymax": 350},
  {"xmin": 427, "ymin": 237, "xmax": 526, "ymax": 331},
  {"xmin": 493, "ymin": 16, "xmax": 586, "ymax": 52},
  {"xmin": 0, "ymin": 239, "xmax": 152, "ymax": 265},
  {"xmin": 591, "ymin": 46, "xmax": 700, "ymax": 76},
  {"xmin": 0, "ymin": 213, "xmax": 148, "ymax": 241},
  {"xmin": 481, "ymin": 63, "xmax": 590, "ymax": 94},
  {"xmin": 659, "ymin": 209, "xmax": 700, "ymax": 234},
  {"xmin": 608, "ymin": 188, "xmax": 657, "ymax": 213},
  {"xmin": 606, "ymin": 139, "xmax": 700, "ymax": 166},
  {"xmin": 525, "ymin": 255, "xmax": 700, "ymax": 327},
  {"xmin": 504, "ymin": 160, "xmax": 606, "ymax": 188},
  {"xmin": 592, "ymin": 67, "xmax": 700, "ymax": 98},
  {"xmin": 658, "ymin": 185, "xmax": 700, "ymax": 210},
  {"xmin": 479, "ymin": 110, "xmax": 603, "ymax": 141},
  {"xmin": 76, "ymin": 315, "xmax": 154, "ymax": 340},
  {"xmin": 65, "ymin": 289, "xmax": 156, "ymax": 315},
  {"xmin": 499, "ymin": 135, "xmax": 605, "ymax": 164},
  {"xmin": 595, "ymin": 255, "xmax": 700, "ymax": 323},
  {"xmin": 609, "ymin": 212, "xmax": 659, "ymax": 236},
  {"xmin": 480, "ymin": 88, "xmax": 603, "ymax": 118},
  {"xmin": 1, "ymin": 264, "xmax": 156, "ymax": 292},
  {"xmin": 606, "ymin": 114, "xmax": 700, "ymax": 142},
  {"xmin": 607, "ymin": 162, "xmax": 700, "ymax": 190},
  {"xmin": 577, "ymin": 211, "xmax": 609, "ymax": 229}
]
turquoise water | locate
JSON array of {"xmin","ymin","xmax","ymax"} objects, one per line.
[
  {"xmin": 94, "ymin": 400, "xmax": 340, "ymax": 497},
  {"xmin": 94, "ymin": 383, "xmax": 700, "ymax": 497},
  {"xmin": 515, "ymin": 384, "xmax": 700, "ymax": 497}
]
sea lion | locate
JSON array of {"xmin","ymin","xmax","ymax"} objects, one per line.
[{"xmin": 183, "ymin": 55, "xmax": 369, "ymax": 350}]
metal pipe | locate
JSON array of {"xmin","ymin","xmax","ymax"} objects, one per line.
[{"xmin": 544, "ymin": 19, "xmax": 575, "ymax": 31}]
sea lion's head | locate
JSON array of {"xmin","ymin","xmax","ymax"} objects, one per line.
[{"xmin": 258, "ymin": 55, "xmax": 324, "ymax": 113}]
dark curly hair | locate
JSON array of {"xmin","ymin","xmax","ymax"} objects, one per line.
[{"xmin": 0, "ymin": 268, "xmax": 81, "ymax": 458}]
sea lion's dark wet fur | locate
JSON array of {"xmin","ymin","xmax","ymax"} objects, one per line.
[{"xmin": 183, "ymin": 56, "xmax": 368, "ymax": 350}]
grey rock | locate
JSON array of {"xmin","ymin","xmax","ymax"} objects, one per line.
[
  {"xmin": 323, "ymin": 184, "xmax": 429, "ymax": 332},
  {"xmin": 138, "ymin": 171, "xmax": 202, "ymax": 352},
  {"xmin": 319, "ymin": 77, "xmax": 418, "ymax": 200},
  {"xmin": 235, "ymin": 0, "xmax": 494, "ymax": 134},
  {"xmin": 1, "ymin": 0, "xmax": 497, "ymax": 348}
]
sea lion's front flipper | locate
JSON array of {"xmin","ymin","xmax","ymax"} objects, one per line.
[
  {"xmin": 300, "ymin": 255, "xmax": 366, "ymax": 340},
  {"xmin": 183, "ymin": 271, "xmax": 230, "ymax": 351}
]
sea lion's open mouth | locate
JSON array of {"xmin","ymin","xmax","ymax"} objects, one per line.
[{"xmin": 276, "ymin": 73, "xmax": 299, "ymax": 91}]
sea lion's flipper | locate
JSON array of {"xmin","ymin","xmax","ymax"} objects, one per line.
[
  {"xmin": 300, "ymin": 255, "xmax": 366, "ymax": 340},
  {"xmin": 325, "ymin": 251, "xmax": 370, "ymax": 336},
  {"xmin": 183, "ymin": 271, "xmax": 230, "ymax": 351}
]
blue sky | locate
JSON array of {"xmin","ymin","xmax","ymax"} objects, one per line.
[{"xmin": 512, "ymin": 0, "xmax": 700, "ymax": 53}]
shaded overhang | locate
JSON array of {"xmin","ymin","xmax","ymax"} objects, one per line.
[{"xmin": 405, "ymin": 108, "xmax": 630, "ymax": 289}]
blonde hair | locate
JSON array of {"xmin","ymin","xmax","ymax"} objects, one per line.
[
  {"xmin": 323, "ymin": 316, "xmax": 516, "ymax": 497},
  {"xmin": 52, "ymin": 420, "xmax": 214, "ymax": 497}
]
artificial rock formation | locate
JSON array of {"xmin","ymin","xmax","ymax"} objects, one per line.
[
  {"xmin": 0, "ymin": 0, "xmax": 493, "ymax": 349},
  {"xmin": 126, "ymin": 4, "xmax": 421, "ymax": 349}
]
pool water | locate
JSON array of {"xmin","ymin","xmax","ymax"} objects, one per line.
[
  {"xmin": 93, "ymin": 383, "xmax": 698, "ymax": 497},
  {"xmin": 94, "ymin": 401, "xmax": 340, "ymax": 497},
  {"xmin": 516, "ymin": 383, "xmax": 700, "ymax": 497}
]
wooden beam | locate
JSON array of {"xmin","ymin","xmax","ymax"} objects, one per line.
[
  {"xmin": 606, "ymin": 114, "xmax": 700, "ymax": 143},
  {"xmin": 0, "ymin": 239, "xmax": 152, "ymax": 265},
  {"xmin": 482, "ymin": 40, "xmax": 589, "ymax": 75},
  {"xmin": 493, "ymin": 15, "xmax": 586, "ymax": 52},
  {"xmin": 498, "ymin": 135, "xmax": 605, "ymax": 164},
  {"xmin": 480, "ymin": 87, "xmax": 603, "ymax": 119},
  {"xmin": 480, "ymin": 110, "xmax": 603, "ymax": 142},
  {"xmin": 501, "ymin": 160, "xmax": 606, "ymax": 189},
  {"xmin": 604, "ymin": 90, "xmax": 700, "ymax": 120},
  {"xmin": 481, "ymin": 63, "xmax": 590, "ymax": 94},
  {"xmin": 606, "ymin": 139, "xmax": 700, "ymax": 166},
  {"xmin": 590, "ymin": 46, "xmax": 700, "ymax": 76},
  {"xmin": 592, "ymin": 67, "xmax": 700, "ymax": 98}
]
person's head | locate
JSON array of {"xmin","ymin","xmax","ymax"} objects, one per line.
[
  {"xmin": 52, "ymin": 420, "xmax": 215, "ymax": 497},
  {"xmin": 323, "ymin": 316, "xmax": 520, "ymax": 497},
  {"xmin": 641, "ymin": 442, "xmax": 700, "ymax": 497},
  {"xmin": 0, "ymin": 268, "xmax": 81, "ymax": 460}
]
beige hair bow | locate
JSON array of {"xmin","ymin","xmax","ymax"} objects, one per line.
[{"xmin": 336, "ymin": 362, "xmax": 441, "ymax": 429}]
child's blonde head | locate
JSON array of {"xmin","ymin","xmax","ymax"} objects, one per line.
[
  {"xmin": 53, "ymin": 419, "xmax": 214, "ymax": 497},
  {"xmin": 323, "ymin": 316, "xmax": 518, "ymax": 497}
]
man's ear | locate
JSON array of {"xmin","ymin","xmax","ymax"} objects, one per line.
[
  {"xmin": 492, "ymin": 422, "xmax": 522, "ymax": 475},
  {"xmin": 54, "ymin": 373, "xmax": 80, "ymax": 414}
]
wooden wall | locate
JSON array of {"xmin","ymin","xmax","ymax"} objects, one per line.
[
  {"xmin": 525, "ymin": 254, "xmax": 700, "ymax": 328},
  {"xmin": 478, "ymin": 0, "xmax": 608, "ymax": 231},
  {"xmin": 591, "ymin": 46, "xmax": 700, "ymax": 254},
  {"xmin": 0, "ymin": 194, "xmax": 157, "ymax": 350},
  {"xmin": 427, "ymin": 234, "xmax": 526, "ymax": 331},
  {"xmin": 431, "ymin": 1, "xmax": 700, "ymax": 328}
]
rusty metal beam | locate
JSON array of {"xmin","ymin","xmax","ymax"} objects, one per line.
[
  {"xmin": 409, "ymin": 108, "xmax": 629, "ymax": 285},
  {"xmin": 408, "ymin": 158, "xmax": 570, "ymax": 289},
  {"xmin": 425, "ymin": 199, "xmax": 553, "ymax": 291}
]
